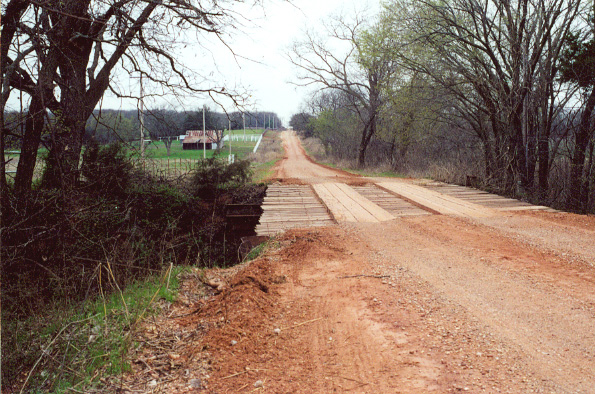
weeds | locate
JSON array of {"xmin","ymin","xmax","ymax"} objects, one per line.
[
  {"xmin": 248, "ymin": 131, "xmax": 284, "ymax": 182},
  {"xmin": 6, "ymin": 265, "xmax": 186, "ymax": 393},
  {"xmin": 243, "ymin": 239, "xmax": 281, "ymax": 263},
  {"xmin": 243, "ymin": 242, "xmax": 268, "ymax": 262}
]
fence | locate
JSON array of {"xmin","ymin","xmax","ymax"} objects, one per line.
[
  {"xmin": 223, "ymin": 134, "xmax": 261, "ymax": 142},
  {"xmin": 138, "ymin": 158, "xmax": 201, "ymax": 179},
  {"xmin": 253, "ymin": 134, "xmax": 264, "ymax": 153},
  {"xmin": 5, "ymin": 156, "xmax": 223, "ymax": 182}
]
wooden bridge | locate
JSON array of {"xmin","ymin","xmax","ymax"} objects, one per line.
[{"xmin": 255, "ymin": 180, "xmax": 553, "ymax": 237}]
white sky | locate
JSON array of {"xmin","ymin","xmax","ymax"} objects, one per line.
[{"xmin": 108, "ymin": 0, "xmax": 381, "ymax": 126}]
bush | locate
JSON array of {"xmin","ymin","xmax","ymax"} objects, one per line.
[
  {"xmin": 81, "ymin": 141, "xmax": 135, "ymax": 196},
  {"xmin": 189, "ymin": 157, "xmax": 251, "ymax": 199}
]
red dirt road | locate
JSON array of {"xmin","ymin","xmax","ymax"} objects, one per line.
[
  {"xmin": 122, "ymin": 132, "xmax": 595, "ymax": 393},
  {"xmin": 275, "ymin": 130, "xmax": 356, "ymax": 183}
]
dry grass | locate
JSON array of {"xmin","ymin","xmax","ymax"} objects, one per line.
[{"xmin": 301, "ymin": 137, "xmax": 326, "ymax": 160}]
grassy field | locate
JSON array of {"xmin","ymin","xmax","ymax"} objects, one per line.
[
  {"xmin": 145, "ymin": 129, "xmax": 264, "ymax": 160},
  {"xmin": 140, "ymin": 130, "xmax": 266, "ymax": 179},
  {"xmin": 4, "ymin": 130, "xmax": 267, "ymax": 181}
]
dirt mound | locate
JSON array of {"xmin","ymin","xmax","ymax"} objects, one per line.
[{"xmin": 110, "ymin": 232, "xmax": 321, "ymax": 393}]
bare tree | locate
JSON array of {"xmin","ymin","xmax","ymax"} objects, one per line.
[
  {"xmin": 145, "ymin": 108, "xmax": 184, "ymax": 156},
  {"xmin": 388, "ymin": 0, "xmax": 584, "ymax": 193},
  {"xmin": 559, "ymin": 12, "xmax": 595, "ymax": 210},
  {"xmin": 289, "ymin": 11, "xmax": 399, "ymax": 167},
  {"xmin": 1, "ymin": 0, "xmax": 255, "ymax": 202}
]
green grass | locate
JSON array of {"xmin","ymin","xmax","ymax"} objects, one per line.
[
  {"xmin": 144, "ymin": 142, "xmax": 222, "ymax": 159},
  {"xmin": 6, "ymin": 265, "xmax": 188, "ymax": 394},
  {"xmin": 243, "ymin": 239, "xmax": 280, "ymax": 262},
  {"xmin": 145, "ymin": 132, "xmax": 263, "ymax": 161},
  {"xmin": 5, "ymin": 131, "xmax": 264, "ymax": 180},
  {"xmin": 251, "ymin": 158, "xmax": 280, "ymax": 183}
]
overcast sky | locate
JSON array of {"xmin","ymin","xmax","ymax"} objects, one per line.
[{"xmin": 107, "ymin": 0, "xmax": 381, "ymax": 126}]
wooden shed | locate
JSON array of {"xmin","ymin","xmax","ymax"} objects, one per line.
[{"xmin": 182, "ymin": 130, "xmax": 221, "ymax": 150}]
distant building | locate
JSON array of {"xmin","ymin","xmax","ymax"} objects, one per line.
[{"xmin": 182, "ymin": 130, "xmax": 222, "ymax": 150}]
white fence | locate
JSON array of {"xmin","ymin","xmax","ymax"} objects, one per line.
[
  {"xmin": 253, "ymin": 134, "xmax": 264, "ymax": 153},
  {"xmin": 223, "ymin": 134, "xmax": 261, "ymax": 142}
]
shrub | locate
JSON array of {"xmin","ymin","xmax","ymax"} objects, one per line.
[
  {"xmin": 81, "ymin": 141, "xmax": 134, "ymax": 196},
  {"xmin": 189, "ymin": 157, "xmax": 251, "ymax": 199}
]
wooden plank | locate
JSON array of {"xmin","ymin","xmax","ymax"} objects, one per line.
[
  {"xmin": 421, "ymin": 182, "xmax": 554, "ymax": 211},
  {"xmin": 312, "ymin": 183, "xmax": 357, "ymax": 222},
  {"xmin": 323, "ymin": 183, "xmax": 379, "ymax": 222},
  {"xmin": 379, "ymin": 182, "xmax": 499, "ymax": 218},
  {"xmin": 256, "ymin": 183, "xmax": 335, "ymax": 236},
  {"xmin": 352, "ymin": 185, "xmax": 432, "ymax": 217},
  {"xmin": 495, "ymin": 205, "xmax": 550, "ymax": 211},
  {"xmin": 334, "ymin": 183, "xmax": 394, "ymax": 222}
]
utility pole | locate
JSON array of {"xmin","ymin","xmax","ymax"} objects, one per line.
[
  {"xmin": 202, "ymin": 105, "xmax": 206, "ymax": 159},
  {"xmin": 522, "ymin": 27, "xmax": 529, "ymax": 183},
  {"xmin": 139, "ymin": 74, "xmax": 145, "ymax": 159}
]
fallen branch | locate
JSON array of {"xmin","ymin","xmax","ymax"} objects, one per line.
[
  {"xmin": 281, "ymin": 317, "xmax": 324, "ymax": 331},
  {"xmin": 337, "ymin": 275, "xmax": 390, "ymax": 279},
  {"xmin": 335, "ymin": 375, "xmax": 369, "ymax": 386},
  {"xmin": 347, "ymin": 382, "xmax": 370, "ymax": 391},
  {"xmin": 337, "ymin": 376, "xmax": 366, "ymax": 384},
  {"xmin": 222, "ymin": 370, "xmax": 248, "ymax": 380},
  {"xmin": 222, "ymin": 368, "xmax": 269, "ymax": 380}
]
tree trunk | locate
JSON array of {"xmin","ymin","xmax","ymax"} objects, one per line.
[
  {"xmin": 357, "ymin": 123, "xmax": 370, "ymax": 168},
  {"xmin": 581, "ymin": 139, "xmax": 594, "ymax": 210},
  {"xmin": 537, "ymin": 127, "xmax": 550, "ymax": 198},
  {"xmin": 482, "ymin": 139, "xmax": 495, "ymax": 180},
  {"xmin": 14, "ymin": 95, "xmax": 47, "ymax": 196},
  {"xmin": 569, "ymin": 86, "xmax": 595, "ymax": 211},
  {"xmin": 42, "ymin": 117, "xmax": 86, "ymax": 190},
  {"xmin": 511, "ymin": 109, "xmax": 529, "ymax": 190},
  {"xmin": 165, "ymin": 138, "xmax": 173, "ymax": 156},
  {"xmin": 357, "ymin": 113, "xmax": 376, "ymax": 168},
  {"xmin": 42, "ymin": 41, "xmax": 91, "ymax": 190},
  {"xmin": 388, "ymin": 137, "xmax": 396, "ymax": 168},
  {"xmin": 0, "ymin": 112, "xmax": 11, "ymax": 221},
  {"xmin": 525, "ymin": 118, "xmax": 537, "ymax": 192}
]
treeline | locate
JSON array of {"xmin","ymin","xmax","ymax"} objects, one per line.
[
  {"xmin": 3, "ymin": 108, "xmax": 282, "ymax": 147},
  {"xmin": 290, "ymin": 0, "xmax": 595, "ymax": 213}
]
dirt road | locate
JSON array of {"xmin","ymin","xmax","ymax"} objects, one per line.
[
  {"xmin": 124, "ymin": 131, "xmax": 595, "ymax": 393},
  {"xmin": 275, "ymin": 130, "xmax": 355, "ymax": 182}
]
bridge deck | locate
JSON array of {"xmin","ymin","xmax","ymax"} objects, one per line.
[{"xmin": 255, "ymin": 184, "xmax": 335, "ymax": 236}]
